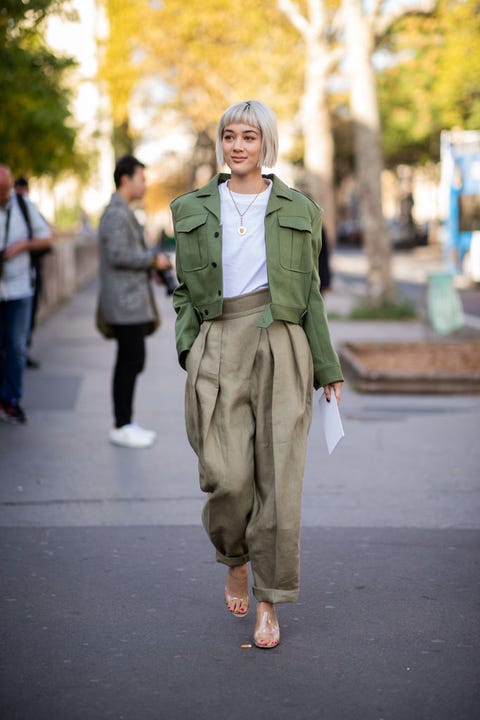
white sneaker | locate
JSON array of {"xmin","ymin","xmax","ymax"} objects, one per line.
[
  {"xmin": 109, "ymin": 423, "xmax": 156, "ymax": 448},
  {"xmin": 129, "ymin": 423, "xmax": 157, "ymax": 442}
]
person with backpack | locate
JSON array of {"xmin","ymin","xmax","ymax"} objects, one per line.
[
  {"xmin": 14, "ymin": 175, "xmax": 51, "ymax": 369},
  {"xmin": 0, "ymin": 165, "xmax": 52, "ymax": 424}
]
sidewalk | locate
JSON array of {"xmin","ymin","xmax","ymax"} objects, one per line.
[{"xmin": 1, "ymin": 276, "xmax": 479, "ymax": 720}]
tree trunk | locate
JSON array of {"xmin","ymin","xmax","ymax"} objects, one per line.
[
  {"xmin": 112, "ymin": 120, "xmax": 134, "ymax": 161},
  {"xmin": 301, "ymin": 37, "xmax": 336, "ymax": 242},
  {"xmin": 343, "ymin": 0, "xmax": 395, "ymax": 303},
  {"xmin": 189, "ymin": 130, "xmax": 217, "ymax": 189},
  {"xmin": 278, "ymin": 0, "xmax": 337, "ymax": 242}
]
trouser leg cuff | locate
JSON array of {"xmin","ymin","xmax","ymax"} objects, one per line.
[
  {"xmin": 252, "ymin": 586, "xmax": 299, "ymax": 604},
  {"xmin": 215, "ymin": 550, "xmax": 250, "ymax": 567}
]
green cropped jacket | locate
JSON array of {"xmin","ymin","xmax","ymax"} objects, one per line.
[{"xmin": 170, "ymin": 173, "xmax": 343, "ymax": 389}]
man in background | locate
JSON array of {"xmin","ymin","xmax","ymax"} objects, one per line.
[
  {"xmin": 14, "ymin": 175, "xmax": 51, "ymax": 369},
  {"xmin": 98, "ymin": 155, "xmax": 170, "ymax": 449},
  {"xmin": 0, "ymin": 165, "xmax": 52, "ymax": 424}
]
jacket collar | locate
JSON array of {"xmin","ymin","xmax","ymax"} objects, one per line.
[
  {"xmin": 109, "ymin": 191, "xmax": 144, "ymax": 235},
  {"xmin": 264, "ymin": 174, "xmax": 293, "ymax": 215},
  {"xmin": 194, "ymin": 175, "xmax": 223, "ymax": 220},
  {"xmin": 194, "ymin": 173, "xmax": 294, "ymax": 219},
  {"xmin": 110, "ymin": 191, "xmax": 130, "ymax": 208}
]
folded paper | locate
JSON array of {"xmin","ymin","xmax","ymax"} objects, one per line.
[{"xmin": 319, "ymin": 389, "xmax": 345, "ymax": 454}]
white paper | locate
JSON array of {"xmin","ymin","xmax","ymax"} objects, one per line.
[{"xmin": 319, "ymin": 389, "xmax": 345, "ymax": 454}]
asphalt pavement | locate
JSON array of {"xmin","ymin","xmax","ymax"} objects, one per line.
[{"xmin": 1, "ymin": 256, "xmax": 479, "ymax": 720}]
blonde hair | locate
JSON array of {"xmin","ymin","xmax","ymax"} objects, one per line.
[{"xmin": 216, "ymin": 100, "xmax": 278, "ymax": 169}]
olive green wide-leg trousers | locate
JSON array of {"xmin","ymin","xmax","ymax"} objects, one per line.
[{"xmin": 185, "ymin": 289, "xmax": 313, "ymax": 604}]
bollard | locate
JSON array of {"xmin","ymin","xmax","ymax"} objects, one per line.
[{"xmin": 427, "ymin": 271, "xmax": 464, "ymax": 335}]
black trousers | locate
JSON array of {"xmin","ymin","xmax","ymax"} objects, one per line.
[
  {"xmin": 111, "ymin": 323, "xmax": 146, "ymax": 428},
  {"xmin": 28, "ymin": 259, "xmax": 44, "ymax": 349}
]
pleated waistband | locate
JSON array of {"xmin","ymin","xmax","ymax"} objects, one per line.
[{"xmin": 220, "ymin": 288, "xmax": 271, "ymax": 319}]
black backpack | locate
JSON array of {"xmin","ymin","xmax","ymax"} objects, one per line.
[
  {"xmin": 15, "ymin": 192, "xmax": 33, "ymax": 240},
  {"xmin": 15, "ymin": 192, "xmax": 51, "ymax": 267}
]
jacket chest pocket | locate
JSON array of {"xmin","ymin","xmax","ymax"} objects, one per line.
[
  {"xmin": 277, "ymin": 215, "xmax": 312, "ymax": 273},
  {"xmin": 175, "ymin": 213, "xmax": 209, "ymax": 271}
]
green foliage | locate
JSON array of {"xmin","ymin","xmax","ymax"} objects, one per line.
[
  {"xmin": 0, "ymin": 0, "xmax": 88, "ymax": 178},
  {"xmin": 97, "ymin": 0, "xmax": 480, "ymax": 181},
  {"xmin": 146, "ymin": 0, "xmax": 302, "ymax": 126},
  {"xmin": 97, "ymin": 0, "xmax": 303, "ymax": 140},
  {"xmin": 96, "ymin": 0, "xmax": 147, "ymax": 153},
  {"xmin": 349, "ymin": 297, "xmax": 417, "ymax": 321},
  {"xmin": 432, "ymin": 0, "xmax": 480, "ymax": 130},
  {"xmin": 54, "ymin": 201, "xmax": 83, "ymax": 230},
  {"xmin": 0, "ymin": 0, "xmax": 73, "ymax": 26},
  {"xmin": 378, "ymin": 0, "xmax": 480, "ymax": 166}
]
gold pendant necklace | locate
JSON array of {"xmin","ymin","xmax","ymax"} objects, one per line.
[{"xmin": 227, "ymin": 181, "xmax": 262, "ymax": 236}]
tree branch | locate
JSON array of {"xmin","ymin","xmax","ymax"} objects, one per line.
[
  {"xmin": 325, "ymin": 44, "xmax": 344, "ymax": 74},
  {"xmin": 368, "ymin": 0, "xmax": 384, "ymax": 35},
  {"xmin": 278, "ymin": 0, "xmax": 309, "ymax": 38},
  {"xmin": 373, "ymin": 0, "xmax": 436, "ymax": 39}
]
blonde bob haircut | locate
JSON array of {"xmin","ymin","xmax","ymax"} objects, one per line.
[{"xmin": 216, "ymin": 100, "xmax": 279, "ymax": 169}]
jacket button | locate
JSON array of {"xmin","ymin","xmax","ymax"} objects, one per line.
[
  {"xmin": 204, "ymin": 309, "xmax": 209, "ymax": 316},
  {"xmin": 214, "ymin": 232, "xmax": 219, "ymax": 237},
  {"xmin": 218, "ymin": 290, "xmax": 221, "ymax": 296},
  {"xmin": 211, "ymin": 261, "xmax": 217, "ymax": 268}
]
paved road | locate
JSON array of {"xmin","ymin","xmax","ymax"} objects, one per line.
[{"xmin": 1, "ymin": 277, "xmax": 479, "ymax": 720}]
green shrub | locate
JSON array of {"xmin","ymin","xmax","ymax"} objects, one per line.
[
  {"xmin": 349, "ymin": 298, "xmax": 417, "ymax": 320},
  {"xmin": 54, "ymin": 203, "xmax": 82, "ymax": 231}
]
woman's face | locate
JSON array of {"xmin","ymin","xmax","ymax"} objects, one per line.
[{"xmin": 221, "ymin": 123, "xmax": 262, "ymax": 177}]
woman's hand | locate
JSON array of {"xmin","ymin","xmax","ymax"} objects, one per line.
[{"xmin": 323, "ymin": 381, "xmax": 343, "ymax": 404}]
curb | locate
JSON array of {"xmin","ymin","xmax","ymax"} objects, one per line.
[{"xmin": 339, "ymin": 341, "xmax": 480, "ymax": 394}]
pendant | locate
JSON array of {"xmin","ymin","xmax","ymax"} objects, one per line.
[{"xmin": 238, "ymin": 226, "xmax": 246, "ymax": 236}]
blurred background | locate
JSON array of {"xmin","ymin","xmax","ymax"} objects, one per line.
[{"xmin": 2, "ymin": 0, "xmax": 480, "ymax": 308}]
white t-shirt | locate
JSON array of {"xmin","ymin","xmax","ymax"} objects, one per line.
[{"xmin": 219, "ymin": 180, "xmax": 272, "ymax": 298}]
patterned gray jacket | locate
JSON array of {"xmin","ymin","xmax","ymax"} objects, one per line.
[{"xmin": 98, "ymin": 193, "xmax": 157, "ymax": 326}]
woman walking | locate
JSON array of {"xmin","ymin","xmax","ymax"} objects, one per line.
[{"xmin": 170, "ymin": 100, "xmax": 343, "ymax": 648}]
